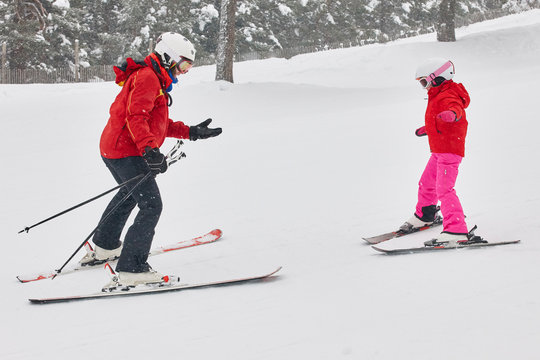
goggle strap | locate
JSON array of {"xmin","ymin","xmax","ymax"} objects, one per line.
[{"xmin": 427, "ymin": 61, "xmax": 453, "ymax": 82}]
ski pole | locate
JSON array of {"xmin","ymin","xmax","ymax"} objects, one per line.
[
  {"xmin": 18, "ymin": 141, "xmax": 186, "ymax": 234},
  {"xmin": 52, "ymin": 140, "xmax": 186, "ymax": 278},
  {"xmin": 18, "ymin": 174, "xmax": 144, "ymax": 234},
  {"xmin": 52, "ymin": 172, "xmax": 153, "ymax": 278}
]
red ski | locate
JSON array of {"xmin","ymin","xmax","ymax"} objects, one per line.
[{"xmin": 17, "ymin": 229, "xmax": 222, "ymax": 283}]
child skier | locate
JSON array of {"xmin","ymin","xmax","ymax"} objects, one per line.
[
  {"xmin": 400, "ymin": 58, "xmax": 471, "ymax": 246},
  {"xmin": 79, "ymin": 32, "xmax": 222, "ymax": 289}
]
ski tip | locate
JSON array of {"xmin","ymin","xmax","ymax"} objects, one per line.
[
  {"xmin": 371, "ymin": 246, "xmax": 387, "ymax": 253},
  {"xmin": 210, "ymin": 229, "xmax": 223, "ymax": 238},
  {"xmin": 17, "ymin": 274, "xmax": 50, "ymax": 283},
  {"xmin": 502, "ymin": 239, "xmax": 521, "ymax": 245},
  {"xmin": 271, "ymin": 266, "xmax": 283, "ymax": 275},
  {"xmin": 363, "ymin": 238, "xmax": 387, "ymax": 245},
  {"xmin": 28, "ymin": 296, "xmax": 76, "ymax": 305},
  {"xmin": 257, "ymin": 266, "xmax": 282, "ymax": 279}
]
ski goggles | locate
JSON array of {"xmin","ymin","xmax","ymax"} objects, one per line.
[
  {"xmin": 416, "ymin": 77, "xmax": 430, "ymax": 89},
  {"xmin": 171, "ymin": 57, "xmax": 193, "ymax": 74}
]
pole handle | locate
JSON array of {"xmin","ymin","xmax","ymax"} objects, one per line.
[{"xmin": 166, "ymin": 140, "xmax": 186, "ymax": 166}]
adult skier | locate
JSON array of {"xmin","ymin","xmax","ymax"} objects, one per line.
[
  {"xmin": 400, "ymin": 58, "xmax": 471, "ymax": 246},
  {"xmin": 79, "ymin": 32, "xmax": 222, "ymax": 289}
]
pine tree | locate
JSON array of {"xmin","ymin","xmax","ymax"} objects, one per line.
[
  {"xmin": 0, "ymin": 0, "xmax": 536, "ymax": 71},
  {"xmin": 187, "ymin": 0, "xmax": 221, "ymax": 60},
  {"xmin": 0, "ymin": 0, "xmax": 50, "ymax": 69},
  {"xmin": 400, "ymin": 1, "xmax": 437, "ymax": 37},
  {"xmin": 46, "ymin": 1, "xmax": 87, "ymax": 69},
  {"xmin": 76, "ymin": 0, "xmax": 124, "ymax": 65}
]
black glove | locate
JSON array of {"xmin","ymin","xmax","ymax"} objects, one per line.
[
  {"xmin": 189, "ymin": 119, "xmax": 222, "ymax": 141},
  {"xmin": 143, "ymin": 147, "xmax": 168, "ymax": 175}
]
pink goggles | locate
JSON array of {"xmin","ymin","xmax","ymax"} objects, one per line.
[{"xmin": 416, "ymin": 77, "xmax": 429, "ymax": 88}]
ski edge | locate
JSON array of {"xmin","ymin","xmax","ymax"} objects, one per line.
[
  {"xmin": 16, "ymin": 229, "xmax": 223, "ymax": 283},
  {"xmin": 372, "ymin": 240, "xmax": 521, "ymax": 255},
  {"xmin": 28, "ymin": 266, "xmax": 282, "ymax": 305}
]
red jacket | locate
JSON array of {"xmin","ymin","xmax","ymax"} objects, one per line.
[
  {"xmin": 100, "ymin": 54, "xmax": 190, "ymax": 159},
  {"xmin": 425, "ymin": 80, "xmax": 470, "ymax": 157}
]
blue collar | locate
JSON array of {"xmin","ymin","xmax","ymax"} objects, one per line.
[{"xmin": 166, "ymin": 70, "xmax": 178, "ymax": 92}]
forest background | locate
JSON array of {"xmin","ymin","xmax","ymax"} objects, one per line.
[{"xmin": 1, "ymin": 0, "xmax": 539, "ymax": 72}]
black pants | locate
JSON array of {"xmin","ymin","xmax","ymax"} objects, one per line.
[{"xmin": 92, "ymin": 156, "xmax": 162, "ymax": 272}]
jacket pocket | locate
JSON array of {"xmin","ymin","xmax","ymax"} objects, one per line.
[{"xmin": 114, "ymin": 125, "xmax": 127, "ymax": 149}]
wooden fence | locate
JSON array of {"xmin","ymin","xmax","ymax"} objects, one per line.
[
  {"xmin": 0, "ymin": 36, "xmax": 406, "ymax": 84},
  {"xmin": 0, "ymin": 65, "xmax": 114, "ymax": 84}
]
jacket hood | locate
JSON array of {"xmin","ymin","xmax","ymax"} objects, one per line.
[
  {"xmin": 112, "ymin": 54, "xmax": 173, "ymax": 91},
  {"xmin": 428, "ymin": 80, "xmax": 470, "ymax": 109},
  {"xmin": 453, "ymin": 82, "xmax": 470, "ymax": 109},
  {"xmin": 113, "ymin": 58, "xmax": 146, "ymax": 86}
]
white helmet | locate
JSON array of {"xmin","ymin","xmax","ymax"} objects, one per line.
[
  {"xmin": 415, "ymin": 58, "xmax": 455, "ymax": 87},
  {"xmin": 154, "ymin": 32, "xmax": 196, "ymax": 68}
]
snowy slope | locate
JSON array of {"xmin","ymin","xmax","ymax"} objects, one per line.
[{"xmin": 2, "ymin": 10, "xmax": 540, "ymax": 360}]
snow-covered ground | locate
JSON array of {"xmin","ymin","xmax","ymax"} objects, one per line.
[{"xmin": 2, "ymin": 10, "xmax": 540, "ymax": 360}]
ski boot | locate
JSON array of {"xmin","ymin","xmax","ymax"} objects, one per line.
[
  {"xmin": 79, "ymin": 242, "xmax": 123, "ymax": 266},
  {"xmin": 102, "ymin": 263, "xmax": 180, "ymax": 292},
  {"xmin": 399, "ymin": 205, "xmax": 441, "ymax": 233}
]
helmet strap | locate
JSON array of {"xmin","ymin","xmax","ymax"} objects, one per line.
[{"xmin": 161, "ymin": 53, "xmax": 174, "ymax": 69}]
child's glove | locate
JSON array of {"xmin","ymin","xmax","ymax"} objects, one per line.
[
  {"xmin": 437, "ymin": 110, "xmax": 457, "ymax": 122},
  {"xmin": 415, "ymin": 126, "xmax": 427, "ymax": 137}
]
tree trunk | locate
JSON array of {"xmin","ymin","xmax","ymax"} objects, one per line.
[
  {"xmin": 1, "ymin": 42, "xmax": 6, "ymax": 84},
  {"xmin": 74, "ymin": 39, "xmax": 80, "ymax": 82},
  {"xmin": 437, "ymin": 0, "xmax": 456, "ymax": 42},
  {"xmin": 215, "ymin": 0, "xmax": 237, "ymax": 83}
]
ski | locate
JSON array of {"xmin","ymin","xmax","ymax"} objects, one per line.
[
  {"xmin": 29, "ymin": 266, "xmax": 282, "ymax": 304},
  {"xmin": 372, "ymin": 240, "xmax": 520, "ymax": 255},
  {"xmin": 17, "ymin": 229, "xmax": 223, "ymax": 283},
  {"xmin": 363, "ymin": 216, "xmax": 443, "ymax": 244}
]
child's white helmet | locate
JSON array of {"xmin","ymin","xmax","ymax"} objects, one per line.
[
  {"xmin": 415, "ymin": 58, "xmax": 455, "ymax": 88},
  {"xmin": 154, "ymin": 32, "xmax": 196, "ymax": 68}
]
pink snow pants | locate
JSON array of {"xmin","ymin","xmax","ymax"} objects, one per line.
[{"xmin": 415, "ymin": 153, "xmax": 468, "ymax": 234}]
